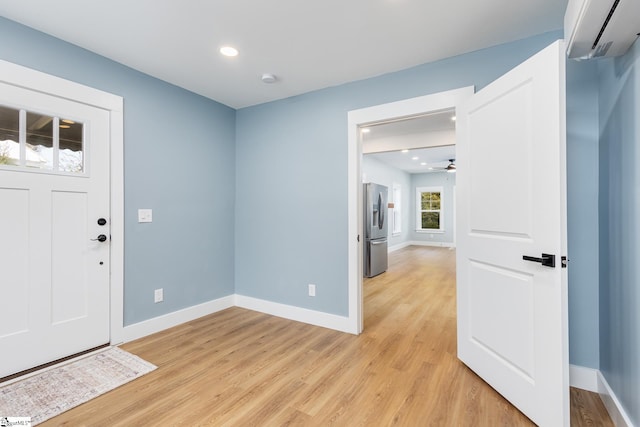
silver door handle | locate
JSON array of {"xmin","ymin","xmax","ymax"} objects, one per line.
[
  {"xmin": 371, "ymin": 240, "xmax": 386, "ymax": 246},
  {"xmin": 378, "ymin": 192, "xmax": 384, "ymax": 229}
]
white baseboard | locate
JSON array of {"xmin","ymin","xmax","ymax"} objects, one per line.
[
  {"xmin": 388, "ymin": 241, "xmax": 456, "ymax": 253},
  {"xmin": 570, "ymin": 365, "xmax": 634, "ymax": 426},
  {"xmin": 119, "ymin": 295, "xmax": 235, "ymax": 343},
  {"xmin": 118, "ymin": 293, "xmax": 354, "ymax": 344},
  {"xmin": 570, "ymin": 364, "xmax": 599, "ymax": 392},
  {"xmin": 409, "ymin": 240, "xmax": 455, "ymax": 248},
  {"xmin": 598, "ymin": 371, "xmax": 634, "ymax": 427},
  {"xmin": 235, "ymin": 294, "xmax": 354, "ymax": 334}
]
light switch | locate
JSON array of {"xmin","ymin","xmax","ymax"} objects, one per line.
[{"xmin": 138, "ymin": 209, "xmax": 153, "ymax": 223}]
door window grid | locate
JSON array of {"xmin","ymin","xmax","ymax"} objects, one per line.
[{"xmin": 0, "ymin": 104, "xmax": 84, "ymax": 173}]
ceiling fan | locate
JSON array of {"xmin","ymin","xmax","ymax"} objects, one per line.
[
  {"xmin": 445, "ymin": 159, "xmax": 456, "ymax": 173},
  {"xmin": 430, "ymin": 159, "xmax": 456, "ymax": 173}
]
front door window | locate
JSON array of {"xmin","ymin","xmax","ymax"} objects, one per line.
[{"xmin": 0, "ymin": 105, "xmax": 84, "ymax": 173}]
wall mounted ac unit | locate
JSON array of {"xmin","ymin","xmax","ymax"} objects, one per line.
[{"xmin": 565, "ymin": 0, "xmax": 640, "ymax": 59}]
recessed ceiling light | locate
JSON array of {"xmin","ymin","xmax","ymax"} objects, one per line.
[
  {"xmin": 412, "ymin": 156, "xmax": 419, "ymax": 160},
  {"xmin": 420, "ymin": 162, "xmax": 427, "ymax": 166},
  {"xmin": 220, "ymin": 46, "xmax": 239, "ymax": 57},
  {"xmin": 401, "ymin": 149, "xmax": 409, "ymax": 153},
  {"xmin": 451, "ymin": 116, "xmax": 457, "ymax": 121},
  {"xmin": 361, "ymin": 128, "xmax": 371, "ymax": 133}
]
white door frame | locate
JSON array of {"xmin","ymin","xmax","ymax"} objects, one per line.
[
  {"xmin": 0, "ymin": 60, "xmax": 125, "ymax": 344},
  {"xmin": 346, "ymin": 86, "xmax": 474, "ymax": 334}
]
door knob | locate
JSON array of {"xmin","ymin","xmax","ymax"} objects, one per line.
[
  {"xmin": 522, "ymin": 253, "xmax": 555, "ymax": 268},
  {"xmin": 91, "ymin": 234, "xmax": 108, "ymax": 242}
]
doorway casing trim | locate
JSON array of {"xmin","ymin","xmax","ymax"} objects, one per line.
[
  {"xmin": 346, "ymin": 86, "xmax": 474, "ymax": 334},
  {"xmin": 0, "ymin": 59, "xmax": 125, "ymax": 344}
]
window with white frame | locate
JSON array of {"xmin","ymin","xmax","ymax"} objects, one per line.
[
  {"xmin": 392, "ymin": 183, "xmax": 401, "ymax": 235},
  {"xmin": 416, "ymin": 186, "xmax": 443, "ymax": 231},
  {"xmin": 0, "ymin": 104, "xmax": 84, "ymax": 173}
]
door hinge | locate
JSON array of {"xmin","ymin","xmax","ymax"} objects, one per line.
[{"xmin": 561, "ymin": 256, "xmax": 569, "ymax": 268}]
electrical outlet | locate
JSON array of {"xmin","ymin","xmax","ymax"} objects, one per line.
[
  {"xmin": 154, "ymin": 288, "xmax": 163, "ymax": 303},
  {"xmin": 308, "ymin": 284, "xmax": 316, "ymax": 297}
]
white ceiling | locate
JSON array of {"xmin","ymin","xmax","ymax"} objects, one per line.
[
  {"xmin": 362, "ymin": 109, "xmax": 456, "ymax": 140},
  {"xmin": 363, "ymin": 109, "xmax": 456, "ymax": 174},
  {"xmin": 367, "ymin": 146, "xmax": 456, "ymax": 174},
  {"xmin": 0, "ymin": 1, "xmax": 567, "ymax": 109}
]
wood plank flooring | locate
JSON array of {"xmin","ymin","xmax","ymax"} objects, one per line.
[{"xmin": 41, "ymin": 246, "xmax": 612, "ymax": 426}]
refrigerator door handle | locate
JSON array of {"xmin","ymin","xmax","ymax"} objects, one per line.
[
  {"xmin": 371, "ymin": 240, "xmax": 386, "ymax": 245},
  {"xmin": 378, "ymin": 192, "xmax": 384, "ymax": 229}
]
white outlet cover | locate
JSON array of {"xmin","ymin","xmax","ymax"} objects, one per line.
[{"xmin": 138, "ymin": 209, "xmax": 153, "ymax": 223}]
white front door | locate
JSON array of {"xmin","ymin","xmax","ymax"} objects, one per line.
[
  {"xmin": 456, "ymin": 40, "xmax": 569, "ymax": 426},
  {"xmin": 0, "ymin": 81, "xmax": 110, "ymax": 378}
]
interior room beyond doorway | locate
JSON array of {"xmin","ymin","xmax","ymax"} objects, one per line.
[{"xmin": 361, "ymin": 109, "xmax": 457, "ymax": 253}]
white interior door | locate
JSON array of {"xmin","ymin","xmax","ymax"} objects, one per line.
[
  {"xmin": 0, "ymin": 81, "xmax": 110, "ymax": 378},
  {"xmin": 456, "ymin": 40, "xmax": 569, "ymax": 426}
]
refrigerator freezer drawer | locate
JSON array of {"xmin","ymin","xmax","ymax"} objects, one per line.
[{"xmin": 365, "ymin": 238, "xmax": 388, "ymax": 278}]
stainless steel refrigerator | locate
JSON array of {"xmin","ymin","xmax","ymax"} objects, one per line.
[{"xmin": 364, "ymin": 182, "xmax": 388, "ymax": 277}]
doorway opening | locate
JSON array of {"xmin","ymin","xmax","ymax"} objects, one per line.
[{"xmin": 346, "ymin": 87, "xmax": 474, "ymax": 334}]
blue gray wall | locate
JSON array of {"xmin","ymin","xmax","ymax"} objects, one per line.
[
  {"xmin": 410, "ymin": 172, "xmax": 456, "ymax": 245},
  {"xmin": 566, "ymin": 59, "xmax": 600, "ymax": 368},
  {"xmin": 0, "ymin": 17, "xmax": 237, "ymax": 325},
  {"xmin": 597, "ymin": 40, "xmax": 640, "ymax": 425},
  {"xmin": 362, "ymin": 155, "xmax": 411, "ymax": 248}
]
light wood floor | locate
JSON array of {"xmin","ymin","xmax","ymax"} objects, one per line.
[{"xmin": 42, "ymin": 246, "xmax": 612, "ymax": 426}]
